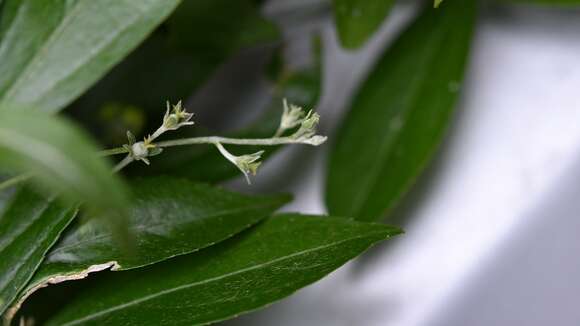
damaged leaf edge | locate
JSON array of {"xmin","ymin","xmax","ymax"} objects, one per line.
[{"xmin": 3, "ymin": 261, "xmax": 121, "ymax": 325}]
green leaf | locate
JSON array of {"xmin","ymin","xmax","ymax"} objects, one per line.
[
  {"xmin": 167, "ymin": 0, "xmax": 279, "ymax": 56},
  {"xmin": 0, "ymin": 0, "xmax": 181, "ymax": 113},
  {"xmin": 7, "ymin": 177, "xmax": 289, "ymax": 320},
  {"xmin": 0, "ymin": 188, "xmax": 77, "ymax": 316},
  {"xmin": 332, "ymin": 0, "xmax": 395, "ymax": 49},
  {"xmin": 326, "ymin": 0, "xmax": 476, "ymax": 221},
  {"xmin": 500, "ymin": 0, "xmax": 580, "ymax": 4},
  {"xmin": 0, "ymin": 107, "xmax": 129, "ymax": 222},
  {"xmin": 45, "ymin": 214, "xmax": 401, "ymax": 326}
]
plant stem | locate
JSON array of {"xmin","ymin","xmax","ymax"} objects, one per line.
[
  {"xmin": 99, "ymin": 147, "xmax": 129, "ymax": 156},
  {"xmin": 113, "ymin": 155, "xmax": 134, "ymax": 173},
  {"xmin": 98, "ymin": 136, "xmax": 308, "ymax": 157},
  {"xmin": 156, "ymin": 136, "xmax": 303, "ymax": 147},
  {"xmin": 0, "ymin": 135, "xmax": 319, "ymax": 190}
]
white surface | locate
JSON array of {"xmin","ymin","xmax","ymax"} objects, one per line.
[{"xmin": 225, "ymin": 4, "xmax": 580, "ymax": 326}]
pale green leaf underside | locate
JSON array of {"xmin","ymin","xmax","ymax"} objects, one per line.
[
  {"xmin": 0, "ymin": 0, "xmax": 181, "ymax": 113},
  {"xmin": 46, "ymin": 214, "xmax": 401, "ymax": 326},
  {"xmin": 326, "ymin": 0, "xmax": 476, "ymax": 221}
]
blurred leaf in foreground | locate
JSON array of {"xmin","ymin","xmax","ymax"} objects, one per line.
[{"xmin": 0, "ymin": 107, "xmax": 130, "ymax": 225}]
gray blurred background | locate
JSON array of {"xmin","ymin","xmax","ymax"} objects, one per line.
[{"xmin": 189, "ymin": 1, "xmax": 580, "ymax": 325}]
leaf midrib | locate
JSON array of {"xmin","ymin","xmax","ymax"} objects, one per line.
[
  {"xmin": 347, "ymin": 23, "xmax": 446, "ymax": 219},
  {"xmin": 58, "ymin": 231, "xmax": 385, "ymax": 326},
  {"xmin": 1, "ymin": 0, "xmax": 146, "ymax": 105}
]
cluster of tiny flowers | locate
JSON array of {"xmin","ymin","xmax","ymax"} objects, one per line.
[{"xmin": 121, "ymin": 99, "xmax": 326, "ymax": 184}]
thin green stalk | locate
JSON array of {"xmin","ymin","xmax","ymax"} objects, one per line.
[
  {"xmin": 156, "ymin": 136, "xmax": 310, "ymax": 147},
  {"xmin": 99, "ymin": 147, "xmax": 129, "ymax": 156},
  {"xmin": 112, "ymin": 155, "xmax": 134, "ymax": 173}
]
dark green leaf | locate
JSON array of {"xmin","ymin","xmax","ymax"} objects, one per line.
[
  {"xmin": 0, "ymin": 107, "xmax": 129, "ymax": 223},
  {"xmin": 500, "ymin": 0, "xmax": 580, "ymax": 4},
  {"xmin": 0, "ymin": 0, "xmax": 181, "ymax": 113},
  {"xmin": 8, "ymin": 177, "xmax": 289, "ymax": 319},
  {"xmin": 332, "ymin": 0, "xmax": 395, "ymax": 49},
  {"xmin": 167, "ymin": 0, "xmax": 279, "ymax": 56},
  {"xmin": 0, "ymin": 188, "xmax": 76, "ymax": 316},
  {"xmin": 326, "ymin": 0, "xmax": 476, "ymax": 221},
  {"xmin": 45, "ymin": 214, "xmax": 401, "ymax": 326}
]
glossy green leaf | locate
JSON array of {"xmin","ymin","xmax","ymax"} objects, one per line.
[
  {"xmin": 326, "ymin": 0, "xmax": 476, "ymax": 221},
  {"xmin": 0, "ymin": 0, "xmax": 181, "ymax": 113},
  {"xmin": 0, "ymin": 188, "xmax": 76, "ymax": 316},
  {"xmin": 332, "ymin": 0, "xmax": 395, "ymax": 49},
  {"xmin": 7, "ymin": 177, "xmax": 289, "ymax": 320},
  {"xmin": 0, "ymin": 107, "xmax": 129, "ymax": 222},
  {"xmin": 40, "ymin": 177, "xmax": 289, "ymax": 272},
  {"xmin": 45, "ymin": 214, "xmax": 401, "ymax": 326}
]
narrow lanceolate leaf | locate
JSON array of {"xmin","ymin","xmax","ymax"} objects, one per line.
[
  {"xmin": 0, "ymin": 188, "xmax": 76, "ymax": 316},
  {"xmin": 0, "ymin": 0, "xmax": 181, "ymax": 113},
  {"xmin": 332, "ymin": 0, "xmax": 395, "ymax": 49},
  {"xmin": 501, "ymin": 0, "xmax": 580, "ymax": 4},
  {"xmin": 45, "ymin": 214, "xmax": 401, "ymax": 326},
  {"xmin": 0, "ymin": 108, "xmax": 129, "ymax": 223},
  {"xmin": 7, "ymin": 177, "xmax": 289, "ymax": 321},
  {"xmin": 327, "ymin": 0, "xmax": 476, "ymax": 221}
]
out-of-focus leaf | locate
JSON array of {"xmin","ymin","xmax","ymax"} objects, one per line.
[
  {"xmin": 0, "ymin": 107, "xmax": 129, "ymax": 222},
  {"xmin": 8, "ymin": 177, "xmax": 289, "ymax": 319},
  {"xmin": 332, "ymin": 0, "xmax": 395, "ymax": 49},
  {"xmin": 0, "ymin": 188, "xmax": 76, "ymax": 316},
  {"xmin": 0, "ymin": 0, "xmax": 181, "ymax": 113},
  {"xmin": 167, "ymin": 0, "xmax": 279, "ymax": 56},
  {"xmin": 501, "ymin": 0, "xmax": 580, "ymax": 4},
  {"xmin": 326, "ymin": 0, "xmax": 476, "ymax": 222},
  {"xmin": 45, "ymin": 214, "xmax": 401, "ymax": 326},
  {"xmin": 69, "ymin": 0, "xmax": 280, "ymax": 144},
  {"xmin": 138, "ymin": 44, "xmax": 323, "ymax": 183}
]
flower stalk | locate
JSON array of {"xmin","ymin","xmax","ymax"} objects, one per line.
[{"xmin": 0, "ymin": 99, "xmax": 327, "ymax": 188}]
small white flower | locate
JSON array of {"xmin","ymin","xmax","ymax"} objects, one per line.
[
  {"xmin": 122, "ymin": 131, "xmax": 162, "ymax": 165},
  {"xmin": 215, "ymin": 143, "xmax": 264, "ymax": 184},
  {"xmin": 279, "ymin": 98, "xmax": 306, "ymax": 132},
  {"xmin": 162, "ymin": 101, "xmax": 194, "ymax": 131}
]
